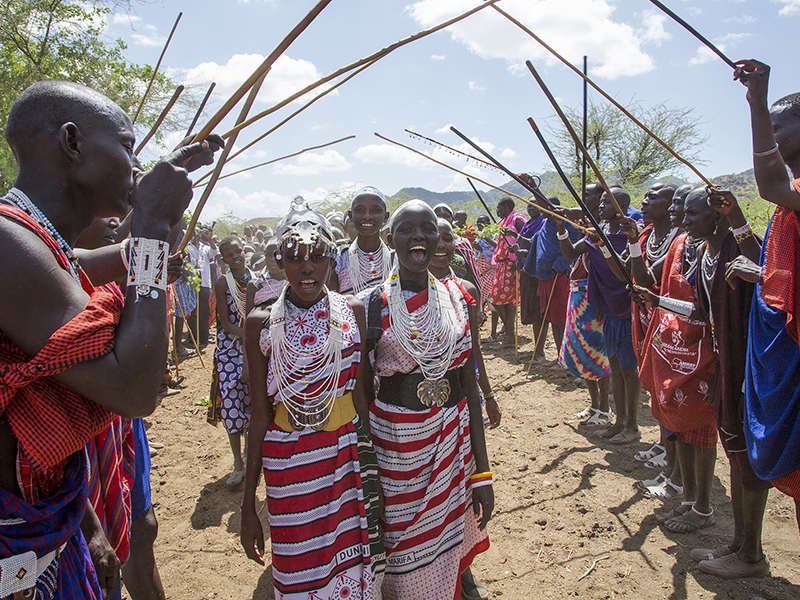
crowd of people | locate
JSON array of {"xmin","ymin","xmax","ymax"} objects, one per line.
[{"xmin": 1, "ymin": 57, "xmax": 799, "ymax": 600}]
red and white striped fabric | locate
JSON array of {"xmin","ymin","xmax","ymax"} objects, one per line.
[{"xmin": 369, "ymin": 280, "xmax": 489, "ymax": 600}]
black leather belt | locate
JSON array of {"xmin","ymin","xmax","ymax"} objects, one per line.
[{"xmin": 378, "ymin": 369, "xmax": 463, "ymax": 411}]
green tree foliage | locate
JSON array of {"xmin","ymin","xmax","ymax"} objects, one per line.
[
  {"xmin": 0, "ymin": 0, "xmax": 196, "ymax": 192},
  {"xmin": 546, "ymin": 98, "xmax": 708, "ymax": 191}
]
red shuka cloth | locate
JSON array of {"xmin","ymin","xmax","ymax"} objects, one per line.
[
  {"xmin": 760, "ymin": 179, "xmax": 800, "ymax": 346},
  {"xmin": 631, "ymin": 224, "xmax": 656, "ymax": 369},
  {"xmin": 640, "ymin": 234, "xmax": 717, "ymax": 434},
  {"xmin": 0, "ymin": 206, "xmax": 120, "ymax": 473}
]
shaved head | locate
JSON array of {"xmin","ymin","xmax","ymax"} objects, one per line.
[{"xmin": 6, "ymin": 80, "xmax": 126, "ymax": 165}]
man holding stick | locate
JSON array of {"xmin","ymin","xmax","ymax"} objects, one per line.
[{"xmin": 0, "ymin": 80, "xmax": 220, "ymax": 598}]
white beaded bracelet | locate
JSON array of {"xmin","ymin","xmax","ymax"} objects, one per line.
[
  {"xmin": 119, "ymin": 238, "xmax": 130, "ymax": 270},
  {"xmin": 557, "ymin": 230, "xmax": 570, "ymax": 241},
  {"xmin": 628, "ymin": 241, "xmax": 642, "ymax": 258},
  {"xmin": 127, "ymin": 238, "xmax": 169, "ymax": 298},
  {"xmin": 731, "ymin": 222, "xmax": 752, "ymax": 237}
]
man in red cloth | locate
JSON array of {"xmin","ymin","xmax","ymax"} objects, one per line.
[{"xmin": 0, "ymin": 81, "xmax": 219, "ymax": 598}]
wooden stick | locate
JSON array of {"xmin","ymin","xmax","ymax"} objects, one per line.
[
  {"xmin": 186, "ymin": 82, "xmax": 216, "ymax": 138},
  {"xmin": 514, "ymin": 269, "xmax": 519, "ymax": 358},
  {"xmin": 526, "ymin": 64, "xmax": 635, "ymax": 289},
  {"xmin": 526, "ymin": 276, "xmax": 557, "ymax": 377},
  {"xmin": 374, "ymin": 132, "xmax": 591, "ymax": 234},
  {"xmin": 190, "ymin": 0, "xmax": 334, "ymax": 146},
  {"xmin": 648, "ymin": 0, "xmax": 736, "ymax": 68},
  {"xmin": 450, "ymin": 125, "xmax": 556, "ymax": 210},
  {"xmin": 577, "ymin": 555, "xmax": 609, "ymax": 581},
  {"xmin": 491, "ymin": 3, "xmax": 714, "ymax": 187},
  {"xmin": 526, "ymin": 63, "xmax": 624, "ymax": 215},
  {"xmin": 194, "ymin": 57, "xmax": 376, "ymax": 187},
  {"xmin": 197, "ymin": 135, "xmax": 356, "ymax": 185},
  {"xmin": 466, "ymin": 178, "xmax": 497, "ymax": 224},
  {"xmin": 179, "ymin": 73, "xmax": 267, "ymax": 252},
  {"xmin": 131, "ymin": 12, "xmax": 182, "ymax": 125},
  {"xmin": 171, "ymin": 320, "xmax": 181, "ymax": 379},
  {"xmin": 173, "ymin": 287, "xmax": 205, "ymax": 369},
  {"xmin": 134, "ymin": 85, "xmax": 184, "ymax": 156},
  {"xmin": 224, "ymin": 0, "xmax": 502, "ymax": 139},
  {"xmin": 582, "ymin": 55, "xmax": 588, "ymax": 199}
]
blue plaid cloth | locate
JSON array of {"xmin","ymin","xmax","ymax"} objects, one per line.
[
  {"xmin": 173, "ymin": 278, "xmax": 197, "ymax": 317},
  {"xmin": 745, "ymin": 218, "xmax": 800, "ymax": 480},
  {"xmin": 0, "ymin": 451, "xmax": 103, "ymax": 599}
]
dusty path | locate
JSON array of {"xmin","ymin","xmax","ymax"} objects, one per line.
[{"xmin": 138, "ymin": 329, "xmax": 800, "ymax": 599}]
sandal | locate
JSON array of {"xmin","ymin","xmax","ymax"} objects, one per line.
[
  {"xmin": 657, "ymin": 501, "xmax": 694, "ymax": 523},
  {"xmin": 698, "ymin": 553, "xmax": 770, "ymax": 578},
  {"xmin": 645, "ymin": 453, "xmax": 668, "ymax": 469},
  {"xmin": 634, "ymin": 443, "xmax": 665, "ymax": 462},
  {"xmin": 634, "ymin": 471, "xmax": 667, "ymax": 491},
  {"xmin": 608, "ymin": 428, "xmax": 641, "ymax": 445},
  {"xmin": 690, "ymin": 545, "xmax": 735, "ymax": 562},
  {"xmin": 584, "ymin": 410, "xmax": 612, "ymax": 427},
  {"xmin": 226, "ymin": 468, "xmax": 244, "ymax": 486},
  {"xmin": 574, "ymin": 407, "xmax": 594, "ymax": 420},
  {"xmin": 664, "ymin": 506, "xmax": 715, "ymax": 533},
  {"xmin": 460, "ymin": 572, "xmax": 489, "ymax": 600},
  {"xmin": 643, "ymin": 477, "xmax": 684, "ymax": 500}
]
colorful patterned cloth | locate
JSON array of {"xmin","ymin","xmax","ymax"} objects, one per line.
[
  {"xmin": 631, "ymin": 224, "xmax": 655, "ymax": 367},
  {"xmin": 172, "ymin": 278, "xmax": 197, "ymax": 318},
  {"xmin": 558, "ymin": 276, "xmax": 610, "ymax": 381},
  {"xmin": 746, "ymin": 210, "xmax": 800, "ymax": 493},
  {"xmin": 491, "ymin": 212, "xmax": 524, "ymax": 306},
  {"xmin": 640, "ymin": 234, "xmax": 717, "ymax": 446},
  {"xmin": 211, "ymin": 280, "xmax": 250, "ymax": 434},
  {"xmin": 1, "ymin": 452, "xmax": 103, "ymax": 600},
  {"xmin": 0, "ymin": 206, "xmax": 118, "ymax": 475},
  {"xmin": 252, "ymin": 272, "xmax": 286, "ymax": 307},
  {"xmin": 261, "ymin": 293, "xmax": 385, "ymax": 598},
  {"xmin": 369, "ymin": 280, "xmax": 489, "ymax": 600}
]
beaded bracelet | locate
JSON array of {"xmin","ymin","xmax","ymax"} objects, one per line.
[
  {"xmin": 753, "ymin": 145, "xmax": 779, "ymax": 158},
  {"xmin": 485, "ymin": 392, "xmax": 498, "ymax": 402},
  {"xmin": 732, "ymin": 222, "xmax": 754, "ymax": 244},
  {"xmin": 628, "ymin": 241, "xmax": 642, "ymax": 258},
  {"xmin": 127, "ymin": 238, "xmax": 169, "ymax": 298},
  {"xmin": 470, "ymin": 471, "xmax": 493, "ymax": 480},
  {"xmin": 119, "ymin": 238, "xmax": 130, "ymax": 270},
  {"xmin": 557, "ymin": 230, "xmax": 570, "ymax": 241}
]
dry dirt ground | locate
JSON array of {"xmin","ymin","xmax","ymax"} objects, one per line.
[{"xmin": 133, "ymin": 326, "xmax": 800, "ymax": 600}]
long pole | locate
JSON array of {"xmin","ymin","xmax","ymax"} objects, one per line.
[
  {"xmin": 449, "ymin": 126, "xmax": 556, "ymax": 210},
  {"xmin": 526, "ymin": 277, "xmax": 557, "ymax": 377},
  {"xmin": 374, "ymin": 132, "xmax": 590, "ymax": 233},
  {"xmin": 174, "ymin": 288, "xmax": 205, "ymax": 369},
  {"xmin": 197, "ymin": 136, "xmax": 356, "ymax": 185},
  {"xmin": 581, "ymin": 55, "xmax": 588, "ymax": 201},
  {"xmin": 186, "ymin": 82, "xmax": 216, "ymax": 138},
  {"xmin": 179, "ymin": 73, "xmax": 267, "ymax": 252},
  {"xmin": 189, "ymin": 0, "xmax": 334, "ymax": 146},
  {"xmin": 134, "ymin": 85, "xmax": 184, "ymax": 155},
  {"xmin": 491, "ymin": 4, "xmax": 714, "ymax": 187},
  {"xmin": 466, "ymin": 178, "xmax": 497, "ymax": 224},
  {"xmin": 223, "ymin": 0, "xmax": 502, "ymax": 140},
  {"xmin": 131, "ymin": 12, "xmax": 182, "ymax": 125},
  {"xmin": 647, "ymin": 0, "xmax": 736, "ymax": 68},
  {"xmin": 526, "ymin": 61, "xmax": 624, "ymax": 216}
]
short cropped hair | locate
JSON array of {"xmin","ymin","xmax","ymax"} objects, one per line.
[
  {"xmin": 6, "ymin": 80, "xmax": 120, "ymax": 164},
  {"xmin": 772, "ymin": 93, "xmax": 800, "ymax": 121}
]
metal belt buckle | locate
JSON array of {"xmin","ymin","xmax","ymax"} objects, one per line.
[{"xmin": 417, "ymin": 378, "xmax": 451, "ymax": 408}]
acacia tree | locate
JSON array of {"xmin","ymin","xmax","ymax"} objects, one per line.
[
  {"xmin": 545, "ymin": 98, "xmax": 707, "ymax": 191},
  {"xmin": 0, "ymin": 0, "xmax": 195, "ymax": 191}
]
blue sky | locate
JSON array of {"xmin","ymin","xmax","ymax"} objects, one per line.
[{"xmin": 103, "ymin": 0, "xmax": 800, "ymax": 221}]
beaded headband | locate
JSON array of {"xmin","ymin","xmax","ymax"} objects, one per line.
[{"xmin": 274, "ymin": 196, "xmax": 337, "ymax": 261}]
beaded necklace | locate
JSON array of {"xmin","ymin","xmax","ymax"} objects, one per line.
[
  {"xmin": 700, "ymin": 244, "xmax": 719, "ymax": 350},
  {"xmin": 646, "ymin": 226, "xmax": 678, "ymax": 263},
  {"xmin": 3, "ymin": 188, "xmax": 81, "ymax": 283},
  {"xmin": 224, "ymin": 269, "xmax": 252, "ymax": 326},
  {"xmin": 347, "ymin": 239, "xmax": 392, "ymax": 293},
  {"xmin": 384, "ymin": 265, "xmax": 461, "ymax": 407},
  {"xmin": 268, "ymin": 287, "xmax": 344, "ymax": 429}
]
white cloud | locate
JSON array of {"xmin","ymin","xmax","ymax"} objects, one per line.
[
  {"xmin": 774, "ymin": 0, "xmax": 800, "ymax": 15},
  {"xmin": 688, "ymin": 33, "xmax": 752, "ymax": 67},
  {"xmin": 200, "ymin": 187, "xmax": 290, "ymax": 220},
  {"xmin": 468, "ymin": 81, "xmax": 486, "ymax": 91},
  {"xmin": 430, "ymin": 54, "xmax": 446, "ymax": 60},
  {"xmin": 686, "ymin": 7, "xmax": 702, "ymax": 16},
  {"xmin": 108, "ymin": 13, "xmax": 142, "ymax": 26},
  {"xmin": 354, "ymin": 144, "xmax": 433, "ymax": 168},
  {"xmin": 500, "ymin": 148, "xmax": 518, "ymax": 159},
  {"xmin": 176, "ymin": 53, "xmax": 329, "ymax": 105},
  {"xmin": 271, "ymin": 150, "xmax": 351, "ymax": 176},
  {"xmin": 434, "ymin": 123, "xmax": 455, "ymax": 134},
  {"xmin": 130, "ymin": 24, "xmax": 165, "ymax": 48},
  {"xmin": 406, "ymin": 0, "xmax": 669, "ymax": 79},
  {"xmin": 724, "ymin": 14, "xmax": 756, "ymax": 24}
]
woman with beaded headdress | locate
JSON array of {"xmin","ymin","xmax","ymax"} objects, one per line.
[
  {"xmin": 240, "ymin": 198, "xmax": 385, "ymax": 599},
  {"xmin": 363, "ymin": 200, "xmax": 493, "ymax": 600},
  {"xmin": 331, "ymin": 186, "xmax": 393, "ymax": 295}
]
